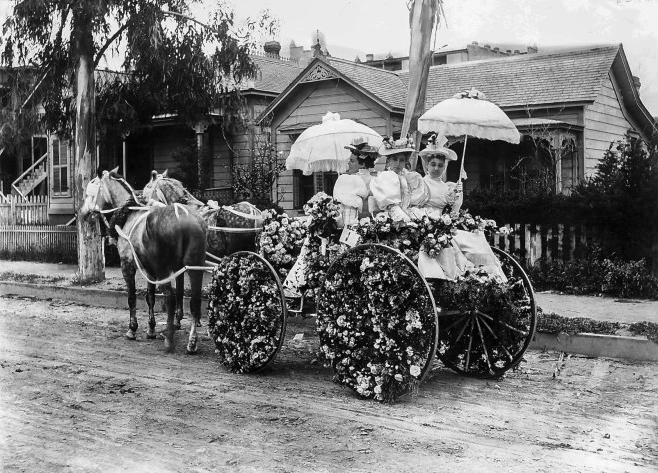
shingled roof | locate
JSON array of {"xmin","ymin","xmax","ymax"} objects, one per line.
[
  {"xmin": 407, "ymin": 45, "xmax": 620, "ymax": 110},
  {"xmin": 326, "ymin": 57, "xmax": 407, "ymax": 109},
  {"xmin": 248, "ymin": 54, "xmax": 304, "ymax": 95}
]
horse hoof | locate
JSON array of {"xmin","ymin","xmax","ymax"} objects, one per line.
[
  {"xmin": 125, "ymin": 331, "xmax": 137, "ymax": 340},
  {"xmin": 186, "ymin": 346, "xmax": 198, "ymax": 355},
  {"xmin": 146, "ymin": 330, "xmax": 157, "ymax": 340}
]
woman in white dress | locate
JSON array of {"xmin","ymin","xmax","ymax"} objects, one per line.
[
  {"xmin": 419, "ymin": 134, "xmax": 506, "ymax": 281},
  {"xmin": 369, "ymin": 136, "xmax": 429, "ymax": 222},
  {"xmin": 333, "ymin": 137, "xmax": 378, "ymax": 227}
]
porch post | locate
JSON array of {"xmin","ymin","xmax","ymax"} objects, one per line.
[
  {"xmin": 120, "ymin": 131, "xmax": 130, "ymax": 178},
  {"xmin": 193, "ymin": 120, "xmax": 209, "ymax": 190}
]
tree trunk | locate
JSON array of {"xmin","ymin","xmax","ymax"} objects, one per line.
[{"xmin": 74, "ymin": 10, "xmax": 104, "ymax": 282}]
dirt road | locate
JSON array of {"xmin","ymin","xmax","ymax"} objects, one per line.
[{"xmin": 0, "ymin": 295, "xmax": 656, "ymax": 473}]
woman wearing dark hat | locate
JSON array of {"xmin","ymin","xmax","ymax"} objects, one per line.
[
  {"xmin": 333, "ymin": 137, "xmax": 379, "ymax": 227},
  {"xmin": 369, "ymin": 136, "xmax": 429, "ymax": 222}
]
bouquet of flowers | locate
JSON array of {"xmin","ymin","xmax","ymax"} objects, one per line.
[
  {"xmin": 452, "ymin": 209, "xmax": 505, "ymax": 236},
  {"xmin": 258, "ymin": 209, "xmax": 307, "ymax": 279},
  {"xmin": 207, "ymin": 253, "xmax": 285, "ymax": 373},
  {"xmin": 303, "ymin": 192, "xmax": 340, "ymax": 237},
  {"xmin": 416, "ymin": 214, "xmax": 455, "ymax": 258}
]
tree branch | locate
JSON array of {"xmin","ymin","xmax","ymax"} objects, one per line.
[{"xmin": 94, "ymin": 22, "xmax": 130, "ymax": 68}]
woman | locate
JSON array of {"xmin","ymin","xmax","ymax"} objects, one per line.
[
  {"xmin": 419, "ymin": 134, "xmax": 506, "ymax": 281},
  {"xmin": 370, "ymin": 136, "xmax": 429, "ymax": 222},
  {"xmin": 333, "ymin": 137, "xmax": 378, "ymax": 227},
  {"xmin": 419, "ymin": 134, "xmax": 462, "ymax": 218}
]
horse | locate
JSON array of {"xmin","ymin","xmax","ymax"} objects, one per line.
[
  {"xmin": 80, "ymin": 170, "xmax": 207, "ymax": 354},
  {"xmin": 142, "ymin": 170, "xmax": 263, "ymax": 257}
]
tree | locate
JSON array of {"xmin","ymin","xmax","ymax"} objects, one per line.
[{"xmin": 2, "ymin": 0, "xmax": 274, "ymax": 282}]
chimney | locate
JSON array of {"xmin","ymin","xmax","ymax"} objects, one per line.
[
  {"xmin": 354, "ymin": 55, "xmax": 361, "ymax": 63},
  {"xmin": 506, "ymin": 49, "xmax": 512, "ymax": 55},
  {"xmin": 366, "ymin": 53, "xmax": 374, "ymax": 62},
  {"xmin": 471, "ymin": 41, "xmax": 479, "ymax": 46},
  {"xmin": 513, "ymin": 49, "xmax": 520, "ymax": 55},
  {"xmin": 264, "ymin": 40, "xmax": 281, "ymax": 58},
  {"xmin": 484, "ymin": 44, "xmax": 491, "ymax": 50},
  {"xmin": 527, "ymin": 45, "xmax": 538, "ymax": 54},
  {"xmin": 632, "ymin": 75, "xmax": 641, "ymax": 94}
]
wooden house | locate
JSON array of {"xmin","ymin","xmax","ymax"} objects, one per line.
[{"xmin": 258, "ymin": 44, "xmax": 657, "ymax": 214}]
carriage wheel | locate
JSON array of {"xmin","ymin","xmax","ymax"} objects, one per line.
[
  {"xmin": 207, "ymin": 251, "xmax": 287, "ymax": 373},
  {"xmin": 434, "ymin": 248, "xmax": 537, "ymax": 378},
  {"xmin": 316, "ymin": 244, "xmax": 439, "ymax": 402}
]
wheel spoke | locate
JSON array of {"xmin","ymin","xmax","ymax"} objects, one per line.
[
  {"xmin": 439, "ymin": 309, "xmax": 463, "ymax": 317},
  {"xmin": 474, "ymin": 317, "xmax": 493, "ymax": 374},
  {"xmin": 479, "ymin": 317, "xmax": 514, "ymax": 361},
  {"xmin": 443, "ymin": 313, "xmax": 469, "ymax": 332},
  {"xmin": 476, "ymin": 310, "xmax": 493, "ymax": 321},
  {"xmin": 452, "ymin": 316, "xmax": 471, "ymax": 345},
  {"xmin": 498, "ymin": 320, "xmax": 529, "ymax": 337},
  {"xmin": 464, "ymin": 321, "xmax": 475, "ymax": 372}
]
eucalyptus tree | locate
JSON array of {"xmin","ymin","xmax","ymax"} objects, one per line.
[{"xmin": 2, "ymin": 0, "xmax": 272, "ymax": 281}]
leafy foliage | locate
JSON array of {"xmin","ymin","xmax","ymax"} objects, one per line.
[{"xmin": 2, "ymin": 1, "xmax": 276, "ymax": 138}]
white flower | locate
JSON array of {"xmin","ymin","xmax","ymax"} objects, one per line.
[
  {"xmin": 359, "ymin": 217, "xmax": 371, "ymax": 226},
  {"xmin": 394, "ymin": 374, "xmax": 403, "ymax": 382},
  {"xmin": 410, "ymin": 365, "xmax": 421, "ymax": 377},
  {"xmin": 374, "ymin": 385, "xmax": 382, "ymax": 394},
  {"xmin": 441, "ymin": 214, "xmax": 452, "ymax": 225}
]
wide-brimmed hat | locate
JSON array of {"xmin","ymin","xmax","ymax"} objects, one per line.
[
  {"xmin": 378, "ymin": 136, "xmax": 415, "ymax": 157},
  {"xmin": 419, "ymin": 133, "xmax": 457, "ymax": 160},
  {"xmin": 344, "ymin": 137, "xmax": 379, "ymax": 155}
]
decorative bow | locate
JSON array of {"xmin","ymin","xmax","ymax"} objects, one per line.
[{"xmin": 452, "ymin": 87, "xmax": 487, "ymax": 100}]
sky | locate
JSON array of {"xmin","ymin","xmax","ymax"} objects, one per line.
[
  {"xmin": 0, "ymin": 0, "xmax": 656, "ymax": 115},
  {"xmin": 224, "ymin": 0, "xmax": 658, "ymax": 116}
]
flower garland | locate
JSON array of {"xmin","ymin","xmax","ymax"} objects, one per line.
[
  {"xmin": 258, "ymin": 209, "xmax": 307, "ymax": 279},
  {"xmin": 207, "ymin": 254, "xmax": 285, "ymax": 373},
  {"xmin": 317, "ymin": 247, "xmax": 437, "ymax": 402},
  {"xmin": 295, "ymin": 193, "xmax": 344, "ymax": 303}
]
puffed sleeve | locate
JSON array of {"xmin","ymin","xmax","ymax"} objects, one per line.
[
  {"xmin": 370, "ymin": 170, "xmax": 402, "ymax": 208},
  {"xmin": 404, "ymin": 170, "xmax": 430, "ymax": 207},
  {"xmin": 333, "ymin": 174, "xmax": 368, "ymax": 211}
]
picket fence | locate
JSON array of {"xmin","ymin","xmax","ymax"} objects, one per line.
[
  {"xmin": 0, "ymin": 195, "xmax": 49, "ymax": 225},
  {"xmin": 488, "ymin": 223, "xmax": 597, "ymax": 266},
  {"xmin": 0, "ymin": 225, "xmax": 77, "ymax": 260}
]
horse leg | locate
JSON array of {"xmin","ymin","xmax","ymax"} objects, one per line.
[
  {"xmin": 174, "ymin": 274, "xmax": 185, "ymax": 330},
  {"xmin": 163, "ymin": 282, "xmax": 176, "ymax": 353},
  {"xmin": 186, "ymin": 270, "xmax": 203, "ymax": 355},
  {"xmin": 145, "ymin": 282, "xmax": 157, "ymax": 339},
  {"xmin": 121, "ymin": 261, "xmax": 138, "ymax": 340}
]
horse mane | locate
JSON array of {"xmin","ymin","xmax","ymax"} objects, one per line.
[
  {"xmin": 109, "ymin": 172, "xmax": 144, "ymax": 204},
  {"xmin": 107, "ymin": 197, "xmax": 138, "ymax": 239}
]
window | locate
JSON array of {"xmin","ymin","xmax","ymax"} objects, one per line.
[{"xmin": 51, "ymin": 137, "xmax": 70, "ymax": 196}]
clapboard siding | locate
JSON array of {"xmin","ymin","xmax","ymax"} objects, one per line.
[
  {"xmin": 151, "ymin": 126, "xmax": 194, "ymax": 173},
  {"xmin": 583, "ymin": 74, "xmax": 633, "ymax": 176},
  {"xmin": 209, "ymin": 126, "xmax": 233, "ymax": 189}
]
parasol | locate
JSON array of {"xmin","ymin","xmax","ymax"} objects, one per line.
[
  {"xmin": 418, "ymin": 88, "xmax": 520, "ymax": 184},
  {"xmin": 286, "ymin": 111, "xmax": 383, "ymax": 176}
]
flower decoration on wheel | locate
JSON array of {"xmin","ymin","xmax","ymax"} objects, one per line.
[
  {"xmin": 317, "ymin": 245, "xmax": 438, "ymax": 403},
  {"xmin": 207, "ymin": 253, "xmax": 286, "ymax": 373}
]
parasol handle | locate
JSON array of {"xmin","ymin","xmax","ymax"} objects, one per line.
[{"xmin": 456, "ymin": 134, "xmax": 468, "ymax": 192}]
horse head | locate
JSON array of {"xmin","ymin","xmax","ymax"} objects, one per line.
[
  {"xmin": 80, "ymin": 167, "xmax": 136, "ymax": 220},
  {"xmin": 142, "ymin": 169, "xmax": 204, "ymax": 209}
]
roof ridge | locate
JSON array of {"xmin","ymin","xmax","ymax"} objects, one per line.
[
  {"xmin": 327, "ymin": 56, "xmax": 404, "ymax": 77},
  {"xmin": 418, "ymin": 44, "xmax": 620, "ymax": 73}
]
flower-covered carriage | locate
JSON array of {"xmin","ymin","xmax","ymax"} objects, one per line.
[{"xmin": 207, "ymin": 192, "xmax": 537, "ymax": 402}]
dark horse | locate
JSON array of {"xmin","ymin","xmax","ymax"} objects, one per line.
[
  {"xmin": 80, "ymin": 171, "xmax": 207, "ymax": 353},
  {"xmin": 142, "ymin": 170, "xmax": 263, "ymax": 257}
]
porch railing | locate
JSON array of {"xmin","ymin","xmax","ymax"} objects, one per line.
[{"xmin": 12, "ymin": 151, "xmax": 48, "ymax": 200}]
